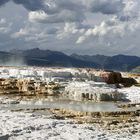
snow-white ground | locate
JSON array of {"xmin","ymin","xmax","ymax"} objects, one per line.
[
  {"xmin": 118, "ymin": 86, "xmax": 140, "ymax": 103},
  {"xmin": 0, "ymin": 110, "xmax": 139, "ymax": 140},
  {"xmin": 0, "ymin": 95, "xmax": 139, "ymax": 140}
]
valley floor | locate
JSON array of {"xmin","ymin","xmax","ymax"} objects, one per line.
[{"xmin": 0, "ymin": 66, "xmax": 140, "ymax": 139}]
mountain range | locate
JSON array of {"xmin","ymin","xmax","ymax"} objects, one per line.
[{"xmin": 0, "ymin": 48, "xmax": 140, "ymax": 72}]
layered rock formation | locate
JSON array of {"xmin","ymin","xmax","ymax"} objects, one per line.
[
  {"xmin": 64, "ymin": 82, "xmax": 124, "ymax": 101},
  {"xmin": 0, "ymin": 67, "xmax": 138, "ymax": 102},
  {"xmin": 0, "ymin": 78, "xmax": 61, "ymax": 96},
  {"xmin": 0, "ymin": 67, "xmax": 137, "ymax": 86}
]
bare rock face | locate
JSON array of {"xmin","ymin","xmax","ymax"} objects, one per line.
[
  {"xmin": 99, "ymin": 71, "xmax": 122, "ymax": 84},
  {"xmin": 97, "ymin": 71, "xmax": 137, "ymax": 86},
  {"xmin": 122, "ymin": 78, "xmax": 137, "ymax": 87}
]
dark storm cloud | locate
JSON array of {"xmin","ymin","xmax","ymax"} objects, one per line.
[
  {"xmin": 0, "ymin": 0, "xmax": 10, "ymax": 6},
  {"xmin": 7, "ymin": 0, "xmax": 125, "ymax": 24},
  {"xmin": 0, "ymin": 0, "xmax": 46, "ymax": 11},
  {"xmin": 0, "ymin": 0, "xmax": 125, "ymax": 15},
  {"xmin": 13, "ymin": 0, "xmax": 46, "ymax": 11},
  {"xmin": 89, "ymin": 0, "xmax": 124, "ymax": 15}
]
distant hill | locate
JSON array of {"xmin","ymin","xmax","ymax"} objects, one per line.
[
  {"xmin": 71, "ymin": 54, "xmax": 109, "ymax": 69},
  {"xmin": 0, "ymin": 48, "xmax": 140, "ymax": 71},
  {"xmin": 104, "ymin": 55, "xmax": 140, "ymax": 71},
  {"xmin": 71, "ymin": 54, "xmax": 140, "ymax": 71},
  {"xmin": 6, "ymin": 48, "xmax": 99, "ymax": 68}
]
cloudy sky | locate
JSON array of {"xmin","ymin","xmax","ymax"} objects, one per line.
[{"xmin": 0, "ymin": 0, "xmax": 140, "ymax": 56}]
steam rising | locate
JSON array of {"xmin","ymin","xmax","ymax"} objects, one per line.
[{"xmin": 0, "ymin": 55, "xmax": 26, "ymax": 66}]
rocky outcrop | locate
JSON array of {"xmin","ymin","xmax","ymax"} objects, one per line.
[
  {"xmin": 97, "ymin": 71, "xmax": 137, "ymax": 86},
  {"xmin": 122, "ymin": 78, "xmax": 137, "ymax": 87},
  {"xmin": 99, "ymin": 71, "xmax": 122, "ymax": 84}
]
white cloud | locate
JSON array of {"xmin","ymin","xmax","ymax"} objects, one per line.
[
  {"xmin": 11, "ymin": 22, "xmax": 59, "ymax": 45},
  {"xmin": 28, "ymin": 9, "xmax": 84, "ymax": 24},
  {"xmin": 0, "ymin": 0, "xmax": 140, "ymax": 56},
  {"xmin": 76, "ymin": 0, "xmax": 140, "ymax": 44},
  {"xmin": 0, "ymin": 18, "xmax": 11, "ymax": 33},
  {"xmin": 77, "ymin": 17, "xmax": 140, "ymax": 43},
  {"xmin": 0, "ymin": 18, "xmax": 6, "ymax": 24},
  {"xmin": 28, "ymin": 10, "xmax": 48, "ymax": 23},
  {"xmin": 76, "ymin": 36, "xmax": 86, "ymax": 44},
  {"xmin": 12, "ymin": 28, "xmax": 28, "ymax": 38}
]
